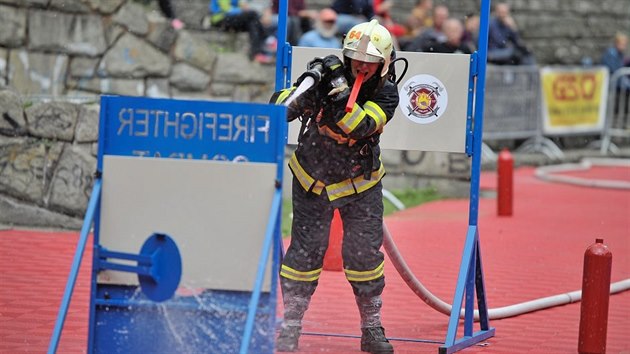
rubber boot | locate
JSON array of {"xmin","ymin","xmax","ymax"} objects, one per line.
[
  {"xmin": 276, "ymin": 294, "xmax": 310, "ymax": 352},
  {"xmin": 356, "ymin": 295, "xmax": 394, "ymax": 353},
  {"xmin": 361, "ymin": 327, "xmax": 394, "ymax": 353},
  {"xmin": 276, "ymin": 325, "xmax": 301, "ymax": 352}
]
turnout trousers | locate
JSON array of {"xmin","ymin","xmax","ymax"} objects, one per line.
[{"xmin": 280, "ymin": 176, "xmax": 386, "ymax": 317}]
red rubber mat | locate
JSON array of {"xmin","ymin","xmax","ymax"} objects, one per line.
[{"xmin": 1, "ymin": 166, "xmax": 628, "ymax": 353}]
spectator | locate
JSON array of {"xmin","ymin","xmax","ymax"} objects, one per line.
[
  {"xmin": 601, "ymin": 32, "xmax": 629, "ymax": 79},
  {"xmin": 156, "ymin": 0, "xmax": 184, "ymax": 30},
  {"xmin": 298, "ymin": 8, "xmax": 342, "ymax": 49},
  {"xmin": 461, "ymin": 13, "xmax": 479, "ymax": 52},
  {"xmin": 404, "ymin": 0, "xmax": 433, "ymax": 37},
  {"xmin": 601, "ymin": 32, "xmax": 630, "ymax": 114},
  {"xmin": 331, "ymin": 0, "xmax": 374, "ymax": 36},
  {"xmin": 403, "ymin": 4, "xmax": 449, "ymax": 52},
  {"xmin": 373, "ymin": 0, "xmax": 406, "ymax": 39},
  {"xmin": 487, "ymin": 2, "xmax": 534, "ymax": 65},
  {"xmin": 420, "ymin": 18, "xmax": 472, "ymax": 54},
  {"xmin": 209, "ymin": 0, "xmax": 273, "ymax": 64},
  {"xmin": 262, "ymin": 0, "xmax": 317, "ymax": 46}
]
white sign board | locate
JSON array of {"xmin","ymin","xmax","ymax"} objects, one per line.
[
  {"xmin": 98, "ymin": 156, "xmax": 275, "ymax": 292},
  {"xmin": 289, "ymin": 47, "xmax": 471, "ymax": 153}
]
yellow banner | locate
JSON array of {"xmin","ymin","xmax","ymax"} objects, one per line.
[{"xmin": 540, "ymin": 67, "xmax": 608, "ymax": 133}]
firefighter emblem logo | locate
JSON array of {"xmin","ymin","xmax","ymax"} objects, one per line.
[{"xmin": 399, "ymin": 74, "xmax": 448, "ymax": 124}]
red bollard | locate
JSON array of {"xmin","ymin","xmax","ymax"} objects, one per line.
[
  {"xmin": 578, "ymin": 238, "xmax": 612, "ymax": 354},
  {"xmin": 497, "ymin": 148, "xmax": 513, "ymax": 216},
  {"xmin": 323, "ymin": 209, "xmax": 343, "ymax": 271}
]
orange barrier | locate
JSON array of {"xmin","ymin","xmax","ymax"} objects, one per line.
[{"xmin": 323, "ymin": 209, "xmax": 343, "ymax": 271}]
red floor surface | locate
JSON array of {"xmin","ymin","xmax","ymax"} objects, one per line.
[{"xmin": 1, "ymin": 166, "xmax": 629, "ymax": 354}]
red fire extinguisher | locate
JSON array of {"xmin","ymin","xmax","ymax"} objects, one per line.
[{"xmin": 578, "ymin": 238, "xmax": 612, "ymax": 354}]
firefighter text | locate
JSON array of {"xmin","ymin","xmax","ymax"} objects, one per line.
[{"xmin": 116, "ymin": 108, "xmax": 271, "ymax": 144}]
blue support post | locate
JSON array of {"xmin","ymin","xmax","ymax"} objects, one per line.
[
  {"xmin": 469, "ymin": 0, "xmax": 491, "ymax": 225},
  {"xmin": 240, "ymin": 189, "xmax": 283, "ymax": 354},
  {"xmin": 465, "ymin": 53, "xmax": 478, "ymax": 157},
  {"xmin": 439, "ymin": 0, "xmax": 495, "ymax": 352},
  {"xmin": 274, "ymin": 0, "xmax": 291, "ymax": 90},
  {"xmin": 48, "ymin": 179, "xmax": 102, "ymax": 354},
  {"xmin": 475, "ymin": 242, "xmax": 491, "ymax": 331},
  {"xmin": 442, "ymin": 226, "xmax": 477, "ymax": 345}
]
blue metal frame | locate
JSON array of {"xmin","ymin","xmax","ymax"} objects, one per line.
[
  {"xmin": 49, "ymin": 95, "xmax": 287, "ymax": 353},
  {"xmin": 47, "ymin": 179, "xmax": 102, "ymax": 354},
  {"xmin": 274, "ymin": 0, "xmax": 291, "ymax": 91},
  {"xmin": 272, "ymin": 0, "xmax": 495, "ymax": 353},
  {"xmin": 439, "ymin": 0, "xmax": 495, "ymax": 352}
]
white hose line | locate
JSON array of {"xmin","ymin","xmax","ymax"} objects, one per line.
[
  {"xmin": 535, "ymin": 158, "xmax": 630, "ymax": 190},
  {"xmin": 383, "ymin": 222, "xmax": 630, "ymax": 321},
  {"xmin": 283, "ymin": 76, "xmax": 315, "ymax": 107},
  {"xmin": 382, "ymin": 188, "xmax": 406, "ymax": 211}
]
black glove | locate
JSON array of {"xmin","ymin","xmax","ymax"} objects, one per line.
[
  {"xmin": 320, "ymin": 55, "xmax": 349, "ymax": 103},
  {"xmin": 296, "ymin": 59, "xmax": 324, "ymax": 88},
  {"xmin": 321, "ymin": 55, "xmax": 344, "ymax": 78}
]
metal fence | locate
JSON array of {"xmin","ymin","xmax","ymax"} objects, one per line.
[
  {"xmin": 483, "ymin": 65, "xmax": 541, "ymax": 140},
  {"xmin": 600, "ymin": 67, "xmax": 630, "ymax": 154},
  {"xmin": 482, "ymin": 65, "xmax": 563, "ymax": 159},
  {"xmin": 481, "ymin": 64, "xmax": 630, "ymax": 159}
]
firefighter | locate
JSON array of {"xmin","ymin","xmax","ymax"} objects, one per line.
[{"xmin": 271, "ymin": 20, "xmax": 399, "ymax": 353}]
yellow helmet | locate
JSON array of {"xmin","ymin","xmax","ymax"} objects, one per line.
[{"xmin": 342, "ymin": 19, "xmax": 393, "ymax": 77}]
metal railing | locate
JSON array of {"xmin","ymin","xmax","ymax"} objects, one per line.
[
  {"xmin": 482, "ymin": 65, "xmax": 563, "ymax": 160},
  {"xmin": 599, "ymin": 67, "xmax": 630, "ymax": 155}
]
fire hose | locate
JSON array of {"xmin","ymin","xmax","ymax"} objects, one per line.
[{"xmin": 381, "ymin": 201, "xmax": 630, "ymax": 321}]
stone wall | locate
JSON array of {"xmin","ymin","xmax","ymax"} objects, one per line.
[
  {"xmin": 0, "ymin": 90, "xmax": 97, "ymax": 228},
  {"xmin": 0, "ymin": 0, "xmax": 276, "ymax": 101},
  {"xmin": 1, "ymin": 0, "xmax": 628, "ymax": 100},
  {"xmin": 0, "ymin": 0, "xmax": 627, "ymax": 229}
]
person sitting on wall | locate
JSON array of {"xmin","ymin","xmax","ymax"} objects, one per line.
[
  {"xmin": 262, "ymin": 0, "xmax": 317, "ymax": 47},
  {"xmin": 487, "ymin": 2, "xmax": 534, "ymax": 65},
  {"xmin": 373, "ymin": 0, "xmax": 407, "ymax": 39},
  {"xmin": 298, "ymin": 8, "xmax": 342, "ymax": 49},
  {"xmin": 420, "ymin": 18, "xmax": 473, "ymax": 54},
  {"xmin": 209, "ymin": 0, "xmax": 274, "ymax": 64},
  {"xmin": 402, "ymin": 4, "xmax": 448, "ymax": 52}
]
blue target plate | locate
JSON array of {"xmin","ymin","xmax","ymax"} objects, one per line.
[{"xmin": 138, "ymin": 233, "xmax": 182, "ymax": 302}]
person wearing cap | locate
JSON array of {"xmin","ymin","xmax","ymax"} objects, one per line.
[
  {"xmin": 298, "ymin": 8, "xmax": 341, "ymax": 49},
  {"xmin": 270, "ymin": 19, "xmax": 399, "ymax": 353}
]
